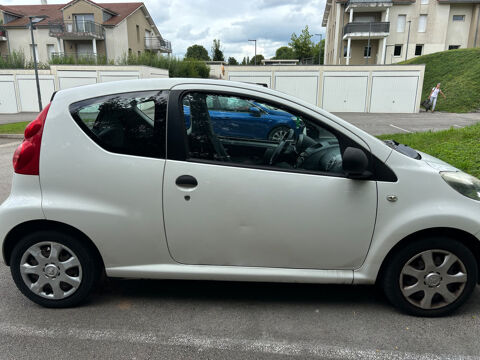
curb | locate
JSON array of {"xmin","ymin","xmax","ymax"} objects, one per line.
[{"xmin": 0, "ymin": 134, "xmax": 23, "ymax": 139}]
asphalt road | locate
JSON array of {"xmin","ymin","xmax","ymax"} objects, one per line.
[
  {"xmin": 0, "ymin": 140, "xmax": 480, "ymax": 360},
  {"xmin": 336, "ymin": 112, "xmax": 480, "ymax": 135}
]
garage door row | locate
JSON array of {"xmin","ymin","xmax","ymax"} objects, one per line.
[
  {"xmin": 0, "ymin": 66, "xmax": 169, "ymax": 114},
  {"xmin": 227, "ymin": 68, "xmax": 424, "ymax": 113}
]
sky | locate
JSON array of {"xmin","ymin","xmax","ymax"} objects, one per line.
[{"xmin": 2, "ymin": 0, "xmax": 326, "ymax": 60}]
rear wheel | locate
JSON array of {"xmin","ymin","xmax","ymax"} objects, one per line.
[
  {"xmin": 10, "ymin": 230, "xmax": 100, "ymax": 308},
  {"xmin": 382, "ymin": 236, "xmax": 477, "ymax": 317}
]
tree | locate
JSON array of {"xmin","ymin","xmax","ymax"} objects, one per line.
[
  {"xmin": 249, "ymin": 54, "xmax": 265, "ymax": 65},
  {"xmin": 289, "ymin": 25, "xmax": 315, "ymax": 62},
  {"xmin": 228, "ymin": 57, "xmax": 239, "ymax": 65},
  {"xmin": 185, "ymin": 44, "xmax": 210, "ymax": 61},
  {"xmin": 211, "ymin": 39, "xmax": 225, "ymax": 61},
  {"xmin": 312, "ymin": 39, "xmax": 325, "ymax": 65},
  {"xmin": 241, "ymin": 56, "xmax": 249, "ymax": 65},
  {"xmin": 274, "ymin": 46, "xmax": 296, "ymax": 60}
]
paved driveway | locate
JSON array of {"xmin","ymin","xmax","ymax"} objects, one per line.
[
  {"xmin": 0, "ymin": 141, "xmax": 480, "ymax": 359},
  {"xmin": 335, "ymin": 112, "xmax": 480, "ymax": 135}
]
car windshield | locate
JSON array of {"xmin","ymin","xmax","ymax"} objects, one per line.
[{"xmin": 383, "ymin": 140, "xmax": 421, "ymax": 160}]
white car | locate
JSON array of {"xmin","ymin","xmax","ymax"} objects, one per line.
[{"xmin": 2, "ymin": 79, "xmax": 479, "ymax": 316}]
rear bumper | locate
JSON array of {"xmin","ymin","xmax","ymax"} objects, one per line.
[{"xmin": 0, "ymin": 174, "xmax": 44, "ymax": 264}]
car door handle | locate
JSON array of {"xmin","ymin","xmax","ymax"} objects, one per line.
[{"xmin": 175, "ymin": 175, "xmax": 198, "ymax": 189}]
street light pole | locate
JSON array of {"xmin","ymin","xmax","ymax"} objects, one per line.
[
  {"xmin": 248, "ymin": 39, "xmax": 257, "ymax": 65},
  {"xmin": 366, "ymin": 22, "xmax": 371, "ymax": 65},
  {"xmin": 405, "ymin": 20, "xmax": 411, "ymax": 62},
  {"xmin": 29, "ymin": 15, "xmax": 48, "ymax": 111},
  {"xmin": 315, "ymin": 33, "xmax": 322, "ymax": 65}
]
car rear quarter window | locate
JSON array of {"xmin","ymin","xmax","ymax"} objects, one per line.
[{"xmin": 70, "ymin": 90, "xmax": 168, "ymax": 159}]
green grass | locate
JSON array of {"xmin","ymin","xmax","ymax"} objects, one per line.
[
  {"xmin": 378, "ymin": 123, "xmax": 480, "ymax": 178},
  {"xmin": 401, "ymin": 48, "xmax": 480, "ymax": 113},
  {"xmin": 0, "ymin": 121, "xmax": 28, "ymax": 134}
]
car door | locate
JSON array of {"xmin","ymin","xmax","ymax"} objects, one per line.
[{"xmin": 163, "ymin": 86, "xmax": 378, "ymax": 270}]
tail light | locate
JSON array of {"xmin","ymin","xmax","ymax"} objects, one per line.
[{"xmin": 13, "ymin": 103, "xmax": 51, "ymax": 175}]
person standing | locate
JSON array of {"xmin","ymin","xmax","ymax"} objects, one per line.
[{"xmin": 428, "ymin": 83, "xmax": 446, "ymax": 113}]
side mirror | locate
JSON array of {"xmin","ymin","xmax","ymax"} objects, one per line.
[
  {"xmin": 342, "ymin": 147, "xmax": 370, "ymax": 179},
  {"xmin": 249, "ymin": 107, "xmax": 261, "ymax": 117}
]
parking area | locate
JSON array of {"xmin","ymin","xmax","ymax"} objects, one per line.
[
  {"xmin": 0, "ymin": 141, "xmax": 479, "ymax": 359},
  {"xmin": 336, "ymin": 112, "xmax": 480, "ymax": 135}
]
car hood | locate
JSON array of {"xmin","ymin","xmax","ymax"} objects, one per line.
[{"xmin": 417, "ymin": 151, "xmax": 460, "ymax": 172}]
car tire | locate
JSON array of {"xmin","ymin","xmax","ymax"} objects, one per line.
[
  {"xmin": 382, "ymin": 236, "xmax": 477, "ymax": 317},
  {"xmin": 268, "ymin": 126, "xmax": 290, "ymax": 142},
  {"xmin": 10, "ymin": 230, "xmax": 100, "ymax": 308}
]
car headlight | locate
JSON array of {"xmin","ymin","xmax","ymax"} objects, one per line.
[{"xmin": 440, "ymin": 171, "xmax": 480, "ymax": 201}]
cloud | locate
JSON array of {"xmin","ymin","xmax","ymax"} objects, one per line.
[{"xmin": 2, "ymin": 0, "xmax": 326, "ymax": 61}]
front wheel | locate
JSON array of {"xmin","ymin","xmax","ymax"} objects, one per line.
[
  {"xmin": 268, "ymin": 126, "xmax": 290, "ymax": 142},
  {"xmin": 382, "ymin": 236, "xmax": 477, "ymax": 317},
  {"xmin": 10, "ymin": 230, "xmax": 100, "ymax": 308}
]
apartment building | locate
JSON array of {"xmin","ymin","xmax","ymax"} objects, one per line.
[
  {"xmin": 323, "ymin": 0, "xmax": 480, "ymax": 65},
  {"xmin": 0, "ymin": 0, "xmax": 171, "ymax": 63}
]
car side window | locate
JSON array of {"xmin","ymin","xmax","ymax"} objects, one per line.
[
  {"xmin": 181, "ymin": 92, "xmax": 344, "ymax": 175},
  {"xmin": 70, "ymin": 90, "xmax": 168, "ymax": 159}
]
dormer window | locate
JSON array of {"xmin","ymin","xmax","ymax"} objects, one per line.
[{"xmin": 74, "ymin": 14, "xmax": 94, "ymax": 32}]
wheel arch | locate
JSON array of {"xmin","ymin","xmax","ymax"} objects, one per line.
[
  {"xmin": 376, "ymin": 227, "xmax": 480, "ymax": 285},
  {"xmin": 2, "ymin": 219, "xmax": 105, "ymax": 270}
]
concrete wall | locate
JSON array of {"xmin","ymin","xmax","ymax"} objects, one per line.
[
  {"xmin": 7, "ymin": 28, "xmax": 60, "ymax": 63},
  {"xmin": 224, "ymin": 64, "xmax": 425, "ymax": 113},
  {"xmin": 0, "ymin": 65, "xmax": 169, "ymax": 113},
  {"xmin": 105, "ymin": 21, "xmax": 129, "ymax": 62},
  {"xmin": 126, "ymin": 7, "xmax": 155, "ymax": 55}
]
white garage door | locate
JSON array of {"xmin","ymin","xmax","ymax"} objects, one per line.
[
  {"xmin": 228, "ymin": 72, "xmax": 272, "ymax": 88},
  {"xmin": 370, "ymin": 76, "xmax": 419, "ymax": 113},
  {"xmin": 0, "ymin": 79, "xmax": 18, "ymax": 113},
  {"xmin": 17, "ymin": 77, "xmax": 55, "ymax": 112},
  {"xmin": 275, "ymin": 73, "xmax": 319, "ymax": 105},
  {"xmin": 58, "ymin": 71, "xmax": 97, "ymax": 90},
  {"xmin": 322, "ymin": 74, "xmax": 368, "ymax": 112}
]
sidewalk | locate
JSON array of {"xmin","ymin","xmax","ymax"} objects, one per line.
[
  {"xmin": 0, "ymin": 113, "xmax": 38, "ymax": 125},
  {"xmin": 333, "ymin": 111, "xmax": 480, "ymax": 135}
]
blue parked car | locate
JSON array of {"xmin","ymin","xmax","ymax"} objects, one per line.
[{"xmin": 184, "ymin": 95, "xmax": 304, "ymax": 141}]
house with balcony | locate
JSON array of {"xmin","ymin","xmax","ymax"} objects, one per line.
[
  {"xmin": 0, "ymin": 0, "xmax": 171, "ymax": 63},
  {"xmin": 323, "ymin": 0, "xmax": 480, "ymax": 65}
]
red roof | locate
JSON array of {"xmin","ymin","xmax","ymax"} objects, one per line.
[{"xmin": 0, "ymin": 1, "xmax": 144, "ymax": 28}]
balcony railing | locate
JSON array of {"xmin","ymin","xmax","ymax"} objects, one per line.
[
  {"xmin": 145, "ymin": 36, "xmax": 172, "ymax": 53},
  {"xmin": 49, "ymin": 20, "xmax": 105, "ymax": 40},
  {"xmin": 49, "ymin": 52, "xmax": 108, "ymax": 64},
  {"xmin": 343, "ymin": 22, "xmax": 390, "ymax": 36}
]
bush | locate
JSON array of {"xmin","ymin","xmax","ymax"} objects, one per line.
[
  {"xmin": 48, "ymin": 54, "xmax": 108, "ymax": 65},
  {"xmin": 0, "ymin": 51, "xmax": 26, "ymax": 69},
  {"xmin": 119, "ymin": 52, "xmax": 210, "ymax": 78}
]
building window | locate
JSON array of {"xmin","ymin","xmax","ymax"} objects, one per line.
[
  {"xmin": 364, "ymin": 46, "xmax": 372, "ymax": 58},
  {"xmin": 418, "ymin": 15, "xmax": 427, "ymax": 32},
  {"xmin": 47, "ymin": 44, "xmax": 55, "ymax": 59},
  {"xmin": 136, "ymin": 25, "xmax": 140, "ymax": 42},
  {"xmin": 448, "ymin": 45, "xmax": 460, "ymax": 50},
  {"xmin": 420, "ymin": 0, "xmax": 428, "ymax": 4},
  {"xmin": 343, "ymin": 45, "xmax": 348, "ymax": 57},
  {"xmin": 394, "ymin": 44, "xmax": 402, "ymax": 57},
  {"xmin": 397, "ymin": 15, "xmax": 406, "ymax": 32},
  {"xmin": 452, "ymin": 15, "xmax": 465, "ymax": 21},
  {"xmin": 415, "ymin": 44, "xmax": 423, "ymax": 56}
]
